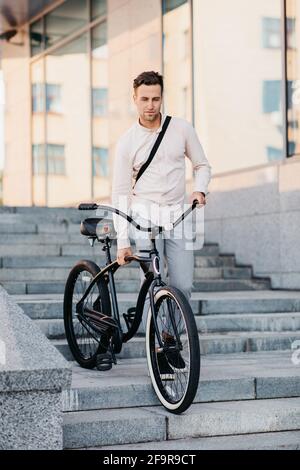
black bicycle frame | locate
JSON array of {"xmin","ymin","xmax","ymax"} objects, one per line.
[{"xmin": 76, "ymin": 236, "xmax": 169, "ymax": 349}]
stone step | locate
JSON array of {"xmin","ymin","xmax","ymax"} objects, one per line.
[
  {"xmin": 0, "ymin": 233, "xmax": 86, "ymax": 245},
  {"xmin": 62, "ymin": 351, "xmax": 300, "ymax": 412},
  {"xmin": 195, "ymin": 255, "xmax": 236, "ymax": 267},
  {"xmin": 0, "ymin": 231, "xmax": 218, "ymax": 251},
  {"xmin": 52, "ymin": 330, "xmax": 300, "ymax": 360},
  {"xmin": 14, "ymin": 290, "xmax": 300, "ymax": 317},
  {"xmin": 89, "ymin": 430, "xmax": 300, "ymax": 450},
  {"xmin": 1, "ymin": 256, "xmax": 103, "ymax": 269},
  {"xmin": 63, "ymin": 370, "xmax": 254, "ymax": 413},
  {"xmin": 0, "ymin": 267, "xmax": 139, "ymax": 282},
  {"xmin": 196, "ymin": 312, "xmax": 300, "ymax": 333},
  {"xmin": 0, "ymin": 206, "xmax": 94, "ymax": 223},
  {"xmin": 0, "ymin": 221, "xmax": 82, "ymax": 234},
  {"xmin": 61, "ymin": 244, "xmax": 221, "ymax": 257},
  {"xmin": 2, "ymin": 281, "xmax": 136, "ymax": 295},
  {"xmin": 0, "ymin": 245, "xmax": 62, "ymax": 257},
  {"xmin": 63, "ymin": 406, "xmax": 166, "ymax": 449},
  {"xmin": 17, "ymin": 298, "xmax": 198, "ymax": 319},
  {"xmin": 62, "ymin": 396, "xmax": 300, "ymax": 448},
  {"xmin": 200, "ymin": 292, "xmax": 300, "ymax": 314},
  {"xmin": 0, "ymin": 254, "xmax": 235, "ymax": 269},
  {"xmin": 193, "ymin": 279, "xmax": 270, "ymax": 291},
  {"xmin": 36, "ymin": 317, "xmax": 145, "ymax": 339},
  {"xmin": 33, "ymin": 312, "xmax": 300, "ymax": 339},
  {"xmin": 36, "ymin": 223, "xmax": 82, "ymax": 234},
  {"xmin": 2, "ymin": 278, "xmax": 271, "ymax": 295},
  {"xmin": 0, "ymin": 222, "xmax": 38, "ymax": 234},
  {"xmin": 0, "ymin": 266, "xmax": 253, "ymax": 282}
]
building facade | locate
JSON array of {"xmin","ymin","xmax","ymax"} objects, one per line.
[{"xmin": 1, "ymin": 0, "xmax": 300, "ymax": 289}]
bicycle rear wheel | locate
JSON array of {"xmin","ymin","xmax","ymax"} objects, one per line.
[
  {"xmin": 146, "ymin": 286, "xmax": 200, "ymax": 414},
  {"xmin": 64, "ymin": 260, "xmax": 111, "ymax": 369}
]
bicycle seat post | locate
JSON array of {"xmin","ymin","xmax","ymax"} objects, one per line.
[{"xmin": 102, "ymin": 237, "xmax": 112, "ymax": 265}]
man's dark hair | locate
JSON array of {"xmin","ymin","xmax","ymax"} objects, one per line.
[{"xmin": 133, "ymin": 71, "xmax": 164, "ymax": 94}]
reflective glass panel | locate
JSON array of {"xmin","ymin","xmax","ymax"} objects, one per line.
[
  {"xmin": 91, "ymin": 22, "xmax": 110, "ymax": 200},
  {"xmin": 91, "ymin": 0, "xmax": 107, "ymax": 20},
  {"xmin": 30, "ymin": 18, "xmax": 44, "ymax": 56},
  {"xmin": 45, "ymin": 0, "xmax": 88, "ymax": 49},
  {"xmin": 193, "ymin": 0, "xmax": 283, "ymax": 173},
  {"xmin": 286, "ymin": 0, "xmax": 300, "ymax": 156},
  {"xmin": 45, "ymin": 33, "xmax": 91, "ymax": 206}
]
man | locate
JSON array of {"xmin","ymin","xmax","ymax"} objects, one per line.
[{"xmin": 112, "ymin": 70, "xmax": 211, "ymax": 305}]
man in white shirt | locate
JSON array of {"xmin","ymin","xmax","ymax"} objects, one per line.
[{"xmin": 112, "ymin": 71, "xmax": 211, "ymax": 303}]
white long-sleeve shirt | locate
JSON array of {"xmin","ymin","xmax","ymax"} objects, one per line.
[{"xmin": 112, "ymin": 113, "xmax": 211, "ymax": 249}]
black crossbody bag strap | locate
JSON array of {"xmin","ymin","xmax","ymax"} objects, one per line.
[{"xmin": 133, "ymin": 115, "xmax": 172, "ymax": 189}]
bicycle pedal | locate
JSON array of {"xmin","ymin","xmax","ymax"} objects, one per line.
[
  {"xmin": 123, "ymin": 307, "xmax": 136, "ymax": 329},
  {"xmin": 96, "ymin": 353, "xmax": 113, "ymax": 372}
]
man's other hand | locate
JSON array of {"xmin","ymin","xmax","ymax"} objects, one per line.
[
  {"xmin": 189, "ymin": 191, "xmax": 206, "ymax": 206},
  {"xmin": 117, "ymin": 247, "xmax": 133, "ymax": 266}
]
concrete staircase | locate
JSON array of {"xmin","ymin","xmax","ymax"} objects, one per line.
[{"xmin": 1, "ymin": 206, "xmax": 300, "ymax": 450}]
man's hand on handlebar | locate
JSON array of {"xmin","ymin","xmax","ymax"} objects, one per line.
[
  {"xmin": 117, "ymin": 247, "xmax": 133, "ymax": 266},
  {"xmin": 189, "ymin": 191, "xmax": 206, "ymax": 206}
]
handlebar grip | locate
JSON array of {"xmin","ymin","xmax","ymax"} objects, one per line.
[{"xmin": 78, "ymin": 203, "xmax": 98, "ymax": 210}]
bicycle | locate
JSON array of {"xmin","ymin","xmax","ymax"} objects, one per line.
[{"xmin": 63, "ymin": 201, "xmax": 201, "ymax": 414}]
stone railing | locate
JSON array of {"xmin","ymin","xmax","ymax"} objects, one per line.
[{"xmin": 0, "ymin": 286, "xmax": 71, "ymax": 449}]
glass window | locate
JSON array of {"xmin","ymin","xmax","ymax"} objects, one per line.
[
  {"xmin": 91, "ymin": 22, "xmax": 109, "ymax": 199},
  {"xmin": 162, "ymin": 0, "xmax": 187, "ymax": 15},
  {"xmin": 30, "ymin": 18, "xmax": 44, "ymax": 56},
  {"xmin": 32, "ymin": 83, "xmax": 44, "ymax": 113},
  {"xmin": 31, "ymin": 60, "xmax": 47, "ymax": 205},
  {"xmin": 162, "ymin": 0, "xmax": 192, "ymax": 121},
  {"xmin": 32, "ymin": 83, "xmax": 62, "ymax": 113},
  {"xmin": 262, "ymin": 17, "xmax": 281, "ymax": 49},
  {"xmin": 261, "ymin": 17, "xmax": 295, "ymax": 50},
  {"xmin": 91, "ymin": 0, "xmax": 107, "ymax": 21},
  {"xmin": 45, "ymin": 33, "xmax": 91, "ymax": 205},
  {"xmin": 47, "ymin": 144, "xmax": 65, "ymax": 175},
  {"xmin": 32, "ymin": 144, "xmax": 65, "ymax": 175},
  {"xmin": 193, "ymin": 0, "xmax": 283, "ymax": 173},
  {"xmin": 93, "ymin": 147, "xmax": 109, "ymax": 177},
  {"xmin": 91, "ymin": 20, "xmax": 108, "ymax": 59},
  {"xmin": 92, "ymin": 88, "xmax": 108, "ymax": 116},
  {"xmin": 263, "ymin": 80, "xmax": 281, "ymax": 113},
  {"xmin": 266, "ymin": 146, "xmax": 283, "ymax": 161},
  {"xmin": 286, "ymin": 0, "xmax": 300, "ymax": 157},
  {"xmin": 287, "ymin": 17, "xmax": 297, "ymax": 49},
  {"xmin": 45, "ymin": 0, "xmax": 88, "ymax": 49},
  {"xmin": 32, "ymin": 144, "xmax": 46, "ymax": 174},
  {"xmin": 46, "ymin": 84, "xmax": 62, "ymax": 113}
]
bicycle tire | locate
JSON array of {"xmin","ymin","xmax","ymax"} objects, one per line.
[
  {"xmin": 145, "ymin": 286, "xmax": 200, "ymax": 414},
  {"xmin": 64, "ymin": 259, "xmax": 111, "ymax": 369}
]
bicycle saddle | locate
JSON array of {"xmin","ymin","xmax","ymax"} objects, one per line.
[{"xmin": 80, "ymin": 217, "xmax": 116, "ymax": 240}]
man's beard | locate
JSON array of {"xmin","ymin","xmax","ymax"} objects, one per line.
[{"xmin": 143, "ymin": 112, "xmax": 159, "ymax": 121}]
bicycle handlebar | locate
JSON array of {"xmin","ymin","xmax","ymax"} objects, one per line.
[{"xmin": 78, "ymin": 200, "xmax": 203, "ymax": 234}]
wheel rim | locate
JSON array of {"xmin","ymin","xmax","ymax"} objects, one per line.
[
  {"xmin": 70, "ymin": 269, "xmax": 107, "ymax": 360},
  {"xmin": 149, "ymin": 293, "xmax": 191, "ymax": 405}
]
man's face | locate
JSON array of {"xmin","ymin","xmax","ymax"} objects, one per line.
[{"xmin": 133, "ymin": 84, "xmax": 162, "ymax": 123}]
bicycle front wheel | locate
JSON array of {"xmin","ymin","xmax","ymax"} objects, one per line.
[{"xmin": 146, "ymin": 286, "xmax": 200, "ymax": 414}]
